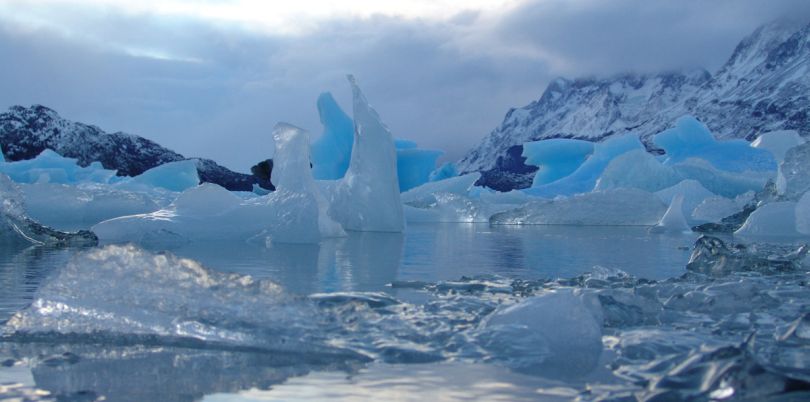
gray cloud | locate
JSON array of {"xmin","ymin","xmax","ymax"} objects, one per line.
[{"xmin": 0, "ymin": 0, "xmax": 808, "ymax": 172}]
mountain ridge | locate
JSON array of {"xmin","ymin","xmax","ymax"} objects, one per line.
[
  {"xmin": 458, "ymin": 19, "xmax": 810, "ymax": 191},
  {"xmin": 0, "ymin": 104, "xmax": 263, "ymax": 191}
]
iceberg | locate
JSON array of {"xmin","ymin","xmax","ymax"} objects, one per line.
[
  {"xmin": 651, "ymin": 194, "xmax": 691, "ymax": 233},
  {"xmin": 692, "ymin": 196, "xmax": 744, "ymax": 224},
  {"xmin": 654, "ymin": 179, "xmax": 717, "ymax": 225},
  {"xmin": 779, "ymin": 142, "xmax": 810, "ymax": 201},
  {"xmin": 328, "ymin": 76, "xmax": 404, "ymax": 232},
  {"xmin": 94, "ymin": 124, "xmax": 344, "ymax": 244},
  {"xmin": 429, "ymin": 162, "xmax": 458, "ymax": 182},
  {"xmin": 491, "ymin": 188, "xmax": 667, "ymax": 226},
  {"xmin": 522, "ymin": 139, "xmax": 594, "ymax": 187},
  {"xmin": 0, "ymin": 149, "xmax": 117, "ymax": 184},
  {"xmin": 401, "ymin": 173, "xmax": 480, "ymax": 204},
  {"xmin": 751, "ymin": 130, "xmax": 805, "ymax": 164},
  {"xmin": 671, "ymin": 158, "xmax": 770, "ymax": 198},
  {"xmin": 396, "ymin": 148, "xmax": 443, "ymax": 192},
  {"xmin": 734, "ymin": 201, "xmax": 800, "ymax": 238},
  {"xmin": 404, "ymin": 193, "xmax": 501, "ymax": 223},
  {"xmin": 796, "ymin": 192, "xmax": 810, "ymax": 235},
  {"xmin": 0, "ymin": 173, "xmax": 97, "ymax": 245},
  {"xmin": 311, "ymin": 92, "xmax": 355, "ymax": 180},
  {"xmin": 20, "ymin": 182, "xmax": 160, "ymax": 231},
  {"xmin": 654, "ymin": 116, "xmax": 777, "ymax": 173},
  {"xmin": 120, "ymin": 159, "xmax": 199, "ymax": 192},
  {"xmin": 524, "ymin": 134, "xmax": 643, "ymax": 197},
  {"xmin": 595, "ymin": 149, "xmax": 682, "ymax": 192}
]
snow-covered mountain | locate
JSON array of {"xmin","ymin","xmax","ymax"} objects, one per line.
[
  {"xmin": 0, "ymin": 105, "xmax": 262, "ymax": 191},
  {"xmin": 459, "ymin": 20, "xmax": 810, "ymax": 191}
]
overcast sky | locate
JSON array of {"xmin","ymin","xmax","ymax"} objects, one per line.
[{"xmin": 1, "ymin": 0, "xmax": 809, "ymax": 172}]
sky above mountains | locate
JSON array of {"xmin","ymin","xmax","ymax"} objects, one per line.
[{"xmin": 1, "ymin": 0, "xmax": 809, "ymax": 171}]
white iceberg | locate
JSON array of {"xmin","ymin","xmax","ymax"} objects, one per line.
[
  {"xmin": 735, "ymin": 201, "xmax": 800, "ymax": 239},
  {"xmin": 0, "ymin": 149, "xmax": 117, "ymax": 184},
  {"xmin": 651, "ymin": 194, "xmax": 692, "ymax": 233},
  {"xmin": 491, "ymin": 188, "xmax": 667, "ymax": 226},
  {"xmin": 328, "ymin": 76, "xmax": 404, "ymax": 232},
  {"xmin": 94, "ymin": 124, "xmax": 345, "ymax": 244},
  {"xmin": 654, "ymin": 179, "xmax": 717, "ymax": 225}
]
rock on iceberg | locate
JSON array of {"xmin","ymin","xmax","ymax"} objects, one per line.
[
  {"xmin": 491, "ymin": 188, "xmax": 667, "ymax": 226},
  {"xmin": 328, "ymin": 76, "xmax": 404, "ymax": 232}
]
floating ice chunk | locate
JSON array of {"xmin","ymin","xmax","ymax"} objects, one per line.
[
  {"xmin": 525, "ymin": 134, "xmax": 643, "ymax": 197},
  {"xmin": 478, "ymin": 289, "xmax": 603, "ymax": 377},
  {"xmin": 171, "ymin": 182, "xmax": 242, "ymax": 216},
  {"xmin": 651, "ymin": 194, "xmax": 692, "ymax": 233},
  {"xmin": 3, "ymin": 244, "xmax": 356, "ymax": 358},
  {"xmin": 396, "ymin": 148, "xmax": 443, "ymax": 192},
  {"xmin": 654, "ymin": 116, "xmax": 777, "ymax": 173},
  {"xmin": 693, "ymin": 191, "xmax": 754, "ymax": 224},
  {"xmin": 311, "ymin": 92, "xmax": 355, "ymax": 180},
  {"xmin": 329, "ymin": 76, "xmax": 404, "ymax": 232},
  {"xmin": 0, "ymin": 173, "xmax": 97, "ymax": 245},
  {"xmin": 404, "ymin": 193, "xmax": 502, "ymax": 223},
  {"xmin": 595, "ymin": 149, "xmax": 681, "ymax": 192},
  {"xmin": 735, "ymin": 202, "xmax": 800, "ymax": 238},
  {"xmin": 671, "ymin": 158, "xmax": 770, "ymax": 198},
  {"xmin": 401, "ymin": 172, "xmax": 480, "ymax": 204},
  {"xmin": 522, "ymin": 139, "xmax": 594, "ymax": 187},
  {"xmin": 751, "ymin": 130, "xmax": 805, "ymax": 164},
  {"xmin": 94, "ymin": 124, "xmax": 344, "ymax": 244},
  {"xmin": 21, "ymin": 182, "xmax": 160, "ymax": 231},
  {"xmin": 655, "ymin": 180, "xmax": 716, "ymax": 225},
  {"xmin": 122, "ymin": 159, "xmax": 199, "ymax": 192},
  {"xmin": 491, "ymin": 188, "xmax": 667, "ymax": 226},
  {"xmin": 429, "ymin": 162, "xmax": 458, "ymax": 182},
  {"xmin": 0, "ymin": 149, "xmax": 117, "ymax": 184}
]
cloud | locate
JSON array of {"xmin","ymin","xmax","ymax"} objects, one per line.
[{"xmin": 0, "ymin": 0, "xmax": 808, "ymax": 171}]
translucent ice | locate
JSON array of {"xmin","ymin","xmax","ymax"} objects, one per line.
[
  {"xmin": 654, "ymin": 116, "xmax": 777, "ymax": 173},
  {"xmin": 735, "ymin": 201, "xmax": 800, "ymax": 238},
  {"xmin": 491, "ymin": 188, "xmax": 667, "ymax": 226},
  {"xmin": 0, "ymin": 149, "xmax": 117, "ymax": 184},
  {"xmin": 94, "ymin": 124, "xmax": 344, "ymax": 244},
  {"xmin": 122, "ymin": 159, "xmax": 199, "ymax": 192},
  {"xmin": 311, "ymin": 92, "xmax": 355, "ymax": 180},
  {"xmin": 522, "ymin": 138, "xmax": 594, "ymax": 187},
  {"xmin": 21, "ymin": 182, "xmax": 160, "ymax": 231},
  {"xmin": 794, "ymin": 192, "xmax": 810, "ymax": 235},
  {"xmin": 401, "ymin": 173, "xmax": 480, "ymax": 204},
  {"xmin": 671, "ymin": 158, "xmax": 770, "ymax": 198},
  {"xmin": 779, "ymin": 142, "xmax": 810, "ymax": 201},
  {"xmin": 396, "ymin": 148, "xmax": 443, "ymax": 192},
  {"xmin": 328, "ymin": 76, "xmax": 404, "ymax": 232},
  {"xmin": 651, "ymin": 194, "xmax": 691, "ymax": 233},
  {"xmin": 428, "ymin": 162, "xmax": 458, "ymax": 182},
  {"xmin": 751, "ymin": 130, "xmax": 805, "ymax": 163},
  {"xmin": 654, "ymin": 179, "xmax": 716, "ymax": 225},
  {"xmin": 478, "ymin": 289, "xmax": 603, "ymax": 378},
  {"xmin": 524, "ymin": 134, "xmax": 643, "ymax": 197},
  {"xmin": 595, "ymin": 149, "xmax": 681, "ymax": 192}
]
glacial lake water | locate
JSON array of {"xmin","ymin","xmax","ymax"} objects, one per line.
[{"xmin": 0, "ymin": 224, "xmax": 706, "ymax": 401}]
